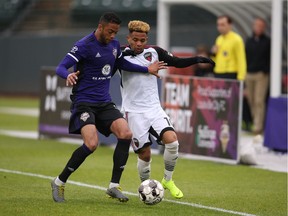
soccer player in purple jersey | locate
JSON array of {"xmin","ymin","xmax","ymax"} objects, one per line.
[{"xmin": 51, "ymin": 12, "xmax": 166, "ymax": 203}]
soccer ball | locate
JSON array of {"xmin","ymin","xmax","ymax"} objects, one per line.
[{"xmin": 138, "ymin": 179, "xmax": 164, "ymax": 205}]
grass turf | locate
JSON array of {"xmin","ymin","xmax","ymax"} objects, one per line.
[{"xmin": 0, "ymin": 96, "xmax": 287, "ymax": 216}]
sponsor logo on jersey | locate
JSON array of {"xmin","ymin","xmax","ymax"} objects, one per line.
[
  {"xmin": 102, "ymin": 64, "xmax": 111, "ymax": 76},
  {"xmin": 113, "ymin": 48, "xmax": 117, "ymax": 59},
  {"xmin": 144, "ymin": 52, "xmax": 152, "ymax": 62},
  {"xmin": 80, "ymin": 112, "xmax": 90, "ymax": 122},
  {"xmin": 70, "ymin": 46, "xmax": 78, "ymax": 53}
]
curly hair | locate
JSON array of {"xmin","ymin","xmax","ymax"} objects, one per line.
[{"xmin": 128, "ymin": 20, "xmax": 150, "ymax": 34}]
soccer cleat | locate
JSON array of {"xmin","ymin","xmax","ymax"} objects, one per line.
[
  {"xmin": 161, "ymin": 178, "xmax": 183, "ymax": 199},
  {"xmin": 106, "ymin": 186, "xmax": 129, "ymax": 202},
  {"xmin": 51, "ymin": 178, "xmax": 65, "ymax": 202}
]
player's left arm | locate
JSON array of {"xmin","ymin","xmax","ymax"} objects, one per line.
[
  {"xmin": 154, "ymin": 46, "xmax": 215, "ymax": 68},
  {"xmin": 114, "ymin": 43, "xmax": 149, "ymax": 73},
  {"xmin": 115, "ymin": 56, "xmax": 166, "ymax": 78}
]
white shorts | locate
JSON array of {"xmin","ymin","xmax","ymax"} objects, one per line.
[{"xmin": 124, "ymin": 107, "xmax": 174, "ymax": 153}]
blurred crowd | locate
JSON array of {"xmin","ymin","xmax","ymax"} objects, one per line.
[{"xmin": 168, "ymin": 15, "xmax": 272, "ymax": 135}]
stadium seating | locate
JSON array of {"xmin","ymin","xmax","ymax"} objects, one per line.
[
  {"xmin": 70, "ymin": 0, "xmax": 157, "ymax": 25},
  {"xmin": 0, "ymin": 0, "xmax": 31, "ymax": 31},
  {"xmin": 12, "ymin": 0, "xmax": 72, "ymax": 32},
  {"xmin": 71, "ymin": 0, "xmax": 156, "ymax": 13}
]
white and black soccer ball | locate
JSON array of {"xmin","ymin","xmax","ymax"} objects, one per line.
[{"xmin": 138, "ymin": 179, "xmax": 164, "ymax": 205}]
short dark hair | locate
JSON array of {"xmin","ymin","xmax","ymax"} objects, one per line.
[
  {"xmin": 99, "ymin": 12, "xmax": 121, "ymax": 25},
  {"xmin": 218, "ymin": 15, "xmax": 233, "ymax": 24},
  {"xmin": 254, "ymin": 17, "xmax": 267, "ymax": 24}
]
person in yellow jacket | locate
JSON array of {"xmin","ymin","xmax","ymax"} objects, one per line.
[{"xmin": 212, "ymin": 15, "xmax": 247, "ymax": 81}]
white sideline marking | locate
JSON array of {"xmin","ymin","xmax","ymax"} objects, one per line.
[
  {"xmin": 0, "ymin": 129, "xmax": 38, "ymax": 139},
  {"xmin": 0, "ymin": 107, "xmax": 39, "ymax": 117},
  {"xmin": 0, "ymin": 168, "xmax": 256, "ymax": 216}
]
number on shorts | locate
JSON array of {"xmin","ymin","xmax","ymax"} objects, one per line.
[{"xmin": 164, "ymin": 117, "xmax": 171, "ymax": 126}]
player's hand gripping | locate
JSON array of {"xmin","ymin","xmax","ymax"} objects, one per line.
[
  {"xmin": 66, "ymin": 70, "xmax": 80, "ymax": 86},
  {"xmin": 148, "ymin": 61, "xmax": 167, "ymax": 79}
]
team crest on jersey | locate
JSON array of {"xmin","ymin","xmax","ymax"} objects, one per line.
[
  {"xmin": 102, "ymin": 64, "xmax": 111, "ymax": 76},
  {"xmin": 80, "ymin": 112, "xmax": 90, "ymax": 122},
  {"xmin": 70, "ymin": 46, "xmax": 78, "ymax": 53},
  {"xmin": 112, "ymin": 48, "xmax": 117, "ymax": 59},
  {"xmin": 144, "ymin": 52, "xmax": 152, "ymax": 62}
]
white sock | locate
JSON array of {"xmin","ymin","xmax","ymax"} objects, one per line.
[
  {"xmin": 137, "ymin": 157, "xmax": 151, "ymax": 182},
  {"xmin": 163, "ymin": 141, "xmax": 179, "ymax": 181},
  {"xmin": 55, "ymin": 176, "xmax": 65, "ymax": 186},
  {"xmin": 109, "ymin": 182, "xmax": 119, "ymax": 189}
]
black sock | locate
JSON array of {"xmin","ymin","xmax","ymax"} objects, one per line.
[
  {"xmin": 58, "ymin": 144, "xmax": 92, "ymax": 183},
  {"xmin": 110, "ymin": 139, "xmax": 131, "ymax": 184}
]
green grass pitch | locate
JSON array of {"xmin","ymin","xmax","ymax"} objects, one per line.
[{"xmin": 0, "ymin": 96, "xmax": 287, "ymax": 216}]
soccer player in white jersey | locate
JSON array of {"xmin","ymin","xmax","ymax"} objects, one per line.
[{"xmin": 120, "ymin": 20, "xmax": 215, "ymax": 198}]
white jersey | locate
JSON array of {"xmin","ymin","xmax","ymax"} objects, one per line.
[
  {"xmin": 121, "ymin": 47, "xmax": 161, "ymax": 113},
  {"xmin": 119, "ymin": 45, "xmax": 203, "ymax": 149}
]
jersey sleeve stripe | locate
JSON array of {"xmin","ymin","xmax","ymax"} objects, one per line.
[{"xmin": 68, "ymin": 53, "xmax": 79, "ymax": 62}]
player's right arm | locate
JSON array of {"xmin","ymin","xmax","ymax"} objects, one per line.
[
  {"xmin": 56, "ymin": 43, "xmax": 86, "ymax": 86},
  {"xmin": 56, "ymin": 56, "xmax": 80, "ymax": 86}
]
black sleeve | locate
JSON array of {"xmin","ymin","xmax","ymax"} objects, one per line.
[
  {"xmin": 153, "ymin": 46, "xmax": 214, "ymax": 68},
  {"xmin": 121, "ymin": 45, "xmax": 137, "ymax": 57}
]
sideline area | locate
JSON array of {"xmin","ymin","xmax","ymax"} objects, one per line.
[{"xmin": 0, "ymin": 107, "xmax": 287, "ymax": 173}]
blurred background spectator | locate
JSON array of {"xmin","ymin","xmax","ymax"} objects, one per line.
[
  {"xmin": 211, "ymin": 15, "xmax": 246, "ymax": 81},
  {"xmin": 245, "ymin": 17, "xmax": 271, "ymax": 134},
  {"xmin": 194, "ymin": 44, "xmax": 214, "ymax": 77}
]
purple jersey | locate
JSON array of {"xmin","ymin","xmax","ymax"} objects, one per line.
[
  {"xmin": 68, "ymin": 32, "xmax": 121, "ymax": 103},
  {"xmin": 56, "ymin": 32, "xmax": 149, "ymax": 104}
]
